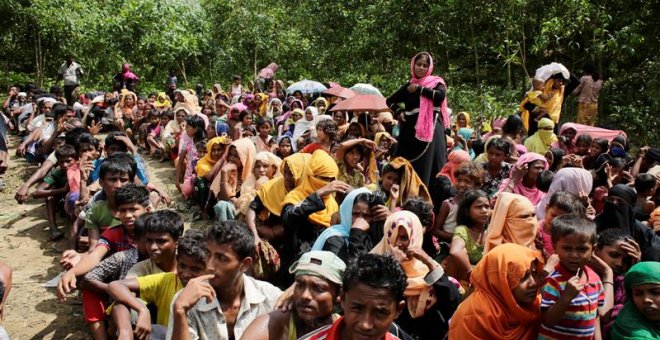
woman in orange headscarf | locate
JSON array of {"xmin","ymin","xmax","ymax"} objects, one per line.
[
  {"xmin": 484, "ymin": 192, "xmax": 538, "ymax": 253},
  {"xmin": 371, "ymin": 211, "xmax": 461, "ymax": 339},
  {"xmin": 448, "ymin": 243, "xmax": 544, "ymax": 339}
]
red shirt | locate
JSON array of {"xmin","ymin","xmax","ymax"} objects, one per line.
[
  {"xmin": 301, "ymin": 143, "xmax": 325, "ymax": 154},
  {"xmin": 98, "ymin": 225, "xmax": 135, "ymax": 254},
  {"xmin": 299, "ymin": 317, "xmax": 401, "ymax": 340}
]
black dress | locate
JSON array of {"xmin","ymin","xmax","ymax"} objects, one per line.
[{"xmin": 386, "ymin": 83, "xmax": 448, "ymax": 187}]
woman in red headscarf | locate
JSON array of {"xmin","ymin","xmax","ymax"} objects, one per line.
[{"xmin": 386, "ymin": 52, "xmax": 448, "ymax": 187}]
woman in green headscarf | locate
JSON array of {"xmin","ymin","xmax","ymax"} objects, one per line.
[
  {"xmin": 524, "ymin": 117, "xmax": 557, "ymax": 155},
  {"xmin": 611, "ymin": 261, "xmax": 660, "ymax": 339}
]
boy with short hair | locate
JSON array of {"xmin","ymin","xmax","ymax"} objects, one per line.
[
  {"xmin": 33, "ymin": 144, "xmax": 77, "ymax": 240},
  {"xmin": 536, "ymin": 192, "xmax": 587, "ymax": 259},
  {"xmin": 540, "ymin": 214, "xmax": 606, "ymax": 339},
  {"xmin": 126, "ymin": 210, "xmax": 184, "ymax": 278},
  {"xmin": 108, "ymin": 228, "xmax": 207, "ymax": 339},
  {"xmin": 57, "ymin": 184, "xmax": 152, "ymax": 340}
]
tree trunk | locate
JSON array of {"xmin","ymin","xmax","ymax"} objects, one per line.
[
  {"xmin": 178, "ymin": 60, "xmax": 188, "ymax": 88},
  {"xmin": 469, "ymin": 17, "xmax": 480, "ymax": 93}
]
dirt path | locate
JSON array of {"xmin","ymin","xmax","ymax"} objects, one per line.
[{"xmin": 0, "ymin": 135, "xmax": 184, "ymax": 339}]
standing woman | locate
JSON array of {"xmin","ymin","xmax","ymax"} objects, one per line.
[
  {"xmin": 387, "ymin": 52, "xmax": 448, "ymax": 187},
  {"xmin": 572, "ymin": 62, "xmax": 603, "ymax": 126}
]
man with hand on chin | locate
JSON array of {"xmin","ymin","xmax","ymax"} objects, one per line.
[{"xmin": 167, "ymin": 220, "xmax": 282, "ymax": 340}]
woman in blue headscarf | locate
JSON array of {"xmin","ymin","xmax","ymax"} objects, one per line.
[
  {"xmin": 453, "ymin": 127, "xmax": 476, "ymax": 159},
  {"xmin": 312, "ymin": 187, "xmax": 371, "ymax": 262}
]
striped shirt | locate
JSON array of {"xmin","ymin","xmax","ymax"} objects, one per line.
[{"xmin": 539, "ymin": 264, "xmax": 605, "ymax": 339}]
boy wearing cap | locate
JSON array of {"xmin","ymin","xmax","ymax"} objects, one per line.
[{"xmin": 242, "ymin": 250, "xmax": 345, "ymax": 340}]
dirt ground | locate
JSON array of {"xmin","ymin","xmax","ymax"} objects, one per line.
[{"xmin": 0, "ymin": 134, "xmax": 190, "ymax": 339}]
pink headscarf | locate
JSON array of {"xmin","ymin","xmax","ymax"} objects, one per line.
[
  {"xmin": 410, "ymin": 52, "xmax": 448, "ymax": 142},
  {"xmin": 122, "ymin": 63, "xmax": 138, "ymax": 81},
  {"xmin": 437, "ymin": 150, "xmax": 471, "ymax": 184},
  {"xmin": 258, "ymin": 63, "xmax": 278, "ymax": 78},
  {"xmin": 498, "ymin": 153, "xmax": 548, "ymax": 205},
  {"xmin": 559, "ymin": 122, "xmax": 626, "ymax": 142}
]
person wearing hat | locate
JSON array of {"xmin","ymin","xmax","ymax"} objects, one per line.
[{"xmin": 241, "ymin": 250, "xmax": 345, "ymax": 340}]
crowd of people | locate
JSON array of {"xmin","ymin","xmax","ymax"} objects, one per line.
[{"xmin": 0, "ymin": 52, "xmax": 659, "ymax": 340}]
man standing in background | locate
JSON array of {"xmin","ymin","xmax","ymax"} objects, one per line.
[{"xmin": 57, "ymin": 55, "xmax": 83, "ymax": 105}]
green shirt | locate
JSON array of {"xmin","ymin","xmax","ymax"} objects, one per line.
[
  {"xmin": 84, "ymin": 200, "xmax": 121, "ymax": 230},
  {"xmin": 453, "ymin": 225, "xmax": 484, "ymax": 265},
  {"xmin": 43, "ymin": 168, "xmax": 67, "ymax": 188}
]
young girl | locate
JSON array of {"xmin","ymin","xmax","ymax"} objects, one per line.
[
  {"xmin": 211, "ymin": 138, "xmax": 256, "ymax": 220},
  {"xmin": 162, "ymin": 109, "xmax": 184, "ymax": 162},
  {"xmin": 201, "ymin": 104, "xmax": 216, "ymax": 123},
  {"xmin": 497, "ymin": 153, "xmax": 548, "ymax": 205},
  {"xmin": 194, "ymin": 136, "xmax": 230, "ymax": 213},
  {"xmin": 575, "ymin": 134, "xmax": 592, "ymax": 156},
  {"xmin": 253, "ymin": 118, "xmax": 274, "ymax": 153},
  {"xmin": 275, "ymin": 135, "xmax": 293, "ymax": 159},
  {"xmin": 594, "ymin": 229, "xmax": 642, "ymax": 338},
  {"xmin": 175, "ymin": 115, "xmax": 206, "ymax": 198},
  {"xmin": 291, "ymin": 107, "xmax": 318, "ymax": 150},
  {"xmin": 583, "ymin": 137, "xmax": 609, "ymax": 170},
  {"xmin": 300, "ymin": 118, "xmax": 338, "ymax": 154},
  {"xmin": 447, "ymin": 190, "xmax": 491, "ymax": 282},
  {"xmin": 610, "ymin": 261, "xmax": 660, "ymax": 339},
  {"xmin": 236, "ymin": 151, "xmax": 282, "ymax": 216},
  {"xmin": 479, "ymin": 137, "xmax": 512, "ymax": 198},
  {"xmin": 335, "ymin": 138, "xmax": 377, "ymax": 188},
  {"xmin": 144, "ymin": 110, "xmax": 163, "ymax": 158},
  {"xmin": 434, "ymin": 162, "xmax": 486, "ymax": 243},
  {"xmin": 378, "ymin": 164, "xmax": 403, "ymax": 211},
  {"xmin": 242, "ymin": 125, "xmax": 257, "ymax": 138}
]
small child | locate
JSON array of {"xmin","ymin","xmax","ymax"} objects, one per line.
[
  {"xmin": 301, "ymin": 119, "xmax": 338, "ymax": 154},
  {"xmin": 230, "ymin": 75, "xmax": 243, "ymax": 97},
  {"xmin": 575, "ymin": 134, "xmax": 592, "ymax": 157},
  {"xmin": 448, "ymin": 189, "xmax": 491, "ymax": 281},
  {"xmin": 594, "ymin": 229, "xmax": 639, "ymax": 338},
  {"xmin": 633, "ymin": 173, "xmax": 657, "ymax": 221},
  {"xmin": 540, "ymin": 214, "xmax": 606, "ymax": 339},
  {"xmin": 33, "ymin": 144, "xmax": 77, "ymax": 240},
  {"xmin": 242, "ymin": 125, "xmax": 257, "ymax": 138},
  {"xmin": 145, "ymin": 110, "xmax": 163, "ymax": 157},
  {"xmin": 434, "ymin": 163, "xmax": 486, "ymax": 243},
  {"xmin": 254, "ymin": 118, "xmax": 274, "ymax": 153},
  {"xmin": 536, "ymin": 192, "xmax": 587, "ymax": 259},
  {"xmin": 335, "ymin": 138, "xmax": 372, "ymax": 188},
  {"xmin": 377, "ymin": 164, "xmax": 402, "ymax": 210}
]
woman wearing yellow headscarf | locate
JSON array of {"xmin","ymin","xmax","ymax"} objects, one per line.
[
  {"xmin": 519, "ymin": 76, "xmax": 565, "ymax": 133},
  {"xmin": 236, "ymin": 152, "xmax": 282, "ymax": 215},
  {"xmin": 280, "ymin": 150, "xmax": 350, "ymax": 280},
  {"xmin": 256, "ymin": 93, "xmax": 270, "ymax": 117},
  {"xmin": 453, "ymin": 111, "xmax": 471, "ymax": 132},
  {"xmin": 154, "ymin": 92, "xmax": 172, "ymax": 109},
  {"xmin": 246, "ymin": 153, "xmax": 311, "ymax": 245},
  {"xmin": 371, "ymin": 211, "xmax": 461, "ymax": 337},
  {"xmin": 524, "ymin": 118, "xmax": 557, "ymax": 155},
  {"xmin": 193, "ymin": 136, "xmax": 230, "ymax": 211}
]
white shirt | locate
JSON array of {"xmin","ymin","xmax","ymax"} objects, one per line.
[
  {"xmin": 166, "ymin": 275, "xmax": 282, "ymax": 340},
  {"xmin": 59, "ymin": 61, "xmax": 83, "ymax": 86}
]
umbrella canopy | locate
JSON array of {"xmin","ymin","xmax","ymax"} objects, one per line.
[
  {"xmin": 323, "ymin": 86, "xmax": 357, "ymax": 99},
  {"xmin": 329, "ymin": 94, "xmax": 391, "ymax": 113},
  {"xmin": 287, "ymin": 79, "xmax": 328, "ymax": 94},
  {"xmin": 350, "ymin": 83, "xmax": 383, "ymax": 96}
]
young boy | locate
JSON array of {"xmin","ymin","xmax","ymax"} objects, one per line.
[
  {"xmin": 33, "ymin": 144, "xmax": 77, "ymax": 240},
  {"xmin": 107, "ymin": 228, "xmax": 207, "ymax": 339},
  {"xmin": 540, "ymin": 214, "xmax": 606, "ymax": 339},
  {"xmin": 537, "ymin": 192, "xmax": 587, "ymax": 259},
  {"xmin": 126, "ymin": 210, "xmax": 183, "ymax": 278},
  {"xmin": 57, "ymin": 184, "xmax": 152, "ymax": 339}
]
